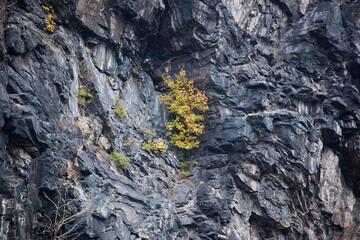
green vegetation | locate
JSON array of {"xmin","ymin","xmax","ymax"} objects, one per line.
[
  {"xmin": 147, "ymin": 129, "xmax": 157, "ymax": 138},
  {"xmin": 133, "ymin": 77, "xmax": 142, "ymax": 92},
  {"xmin": 179, "ymin": 161, "xmax": 191, "ymax": 169},
  {"xmin": 142, "ymin": 129, "xmax": 168, "ymax": 153},
  {"xmin": 148, "ymin": 193, "xmax": 157, "ymax": 198},
  {"xmin": 114, "ymin": 99, "xmax": 127, "ymax": 119},
  {"xmin": 142, "ymin": 139, "xmax": 168, "ymax": 153},
  {"xmin": 124, "ymin": 140, "xmax": 133, "ymax": 147},
  {"xmin": 77, "ymin": 85, "xmax": 93, "ymax": 108},
  {"xmin": 161, "ymin": 69, "xmax": 208, "ymax": 149},
  {"xmin": 108, "ymin": 151, "xmax": 129, "ymax": 172},
  {"xmin": 176, "ymin": 150, "xmax": 191, "ymax": 158},
  {"xmin": 178, "ymin": 159, "xmax": 198, "ymax": 180},
  {"xmin": 178, "ymin": 160, "xmax": 198, "ymax": 168},
  {"xmin": 181, "ymin": 171, "xmax": 190, "ymax": 178},
  {"xmin": 107, "ymin": 76, "xmax": 115, "ymax": 86}
]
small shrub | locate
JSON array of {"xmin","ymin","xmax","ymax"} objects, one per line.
[
  {"xmin": 161, "ymin": 69, "xmax": 208, "ymax": 150},
  {"xmin": 107, "ymin": 76, "xmax": 115, "ymax": 86},
  {"xmin": 176, "ymin": 150, "xmax": 191, "ymax": 158},
  {"xmin": 42, "ymin": 1, "xmax": 56, "ymax": 32},
  {"xmin": 179, "ymin": 161, "xmax": 191, "ymax": 169},
  {"xmin": 176, "ymin": 151, "xmax": 184, "ymax": 158},
  {"xmin": 79, "ymin": 74, "xmax": 87, "ymax": 79},
  {"xmin": 124, "ymin": 140, "xmax": 133, "ymax": 147},
  {"xmin": 181, "ymin": 172, "xmax": 190, "ymax": 178},
  {"xmin": 178, "ymin": 160, "xmax": 197, "ymax": 179},
  {"xmin": 114, "ymin": 99, "xmax": 127, "ymax": 119},
  {"xmin": 148, "ymin": 193, "xmax": 156, "ymax": 198},
  {"xmin": 142, "ymin": 139, "xmax": 168, "ymax": 153},
  {"xmin": 78, "ymin": 86, "xmax": 93, "ymax": 108},
  {"xmin": 108, "ymin": 151, "xmax": 129, "ymax": 171},
  {"xmin": 147, "ymin": 129, "xmax": 157, "ymax": 138},
  {"xmin": 133, "ymin": 77, "xmax": 142, "ymax": 92},
  {"xmin": 153, "ymin": 140, "xmax": 168, "ymax": 152}
]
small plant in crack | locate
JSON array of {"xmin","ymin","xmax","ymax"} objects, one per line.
[
  {"xmin": 141, "ymin": 129, "xmax": 168, "ymax": 154},
  {"xmin": 42, "ymin": 0, "xmax": 56, "ymax": 33},
  {"xmin": 77, "ymin": 85, "xmax": 93, "ymax": 109},
  {"xmin": 113, "ymin": 99, "xmax": 127, "ymax": 119},
  {"xmin": 108, "ymin": 151, "xmax": 129, "ymax": 173}
]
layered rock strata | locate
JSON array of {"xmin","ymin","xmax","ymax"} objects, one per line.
[{"xmin": 1, "ymin": 0, "xmax": 360, "ymax": 239}]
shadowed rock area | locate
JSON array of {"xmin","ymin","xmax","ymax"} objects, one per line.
[{"xmin": 1, "ymin": 0, "xmax": 360, "ymax": 239}]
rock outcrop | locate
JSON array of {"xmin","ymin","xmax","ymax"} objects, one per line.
[{"xmin": 1, "ymin": 0, "xmax": 360, "ymax": 239}]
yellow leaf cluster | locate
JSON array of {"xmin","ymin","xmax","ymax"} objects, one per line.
[
  {"xmin": 42, "ymin": 3, "xmax": 56, "ymax": 32},
  {"xmin": 161, "ymin": 70, "xmax": 208, "ymax": 149},
  {"xmin": 142, "ymin": 139, "xmax": 168, "ymax": 153}
]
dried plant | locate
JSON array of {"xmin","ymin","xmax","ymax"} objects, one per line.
[{"xmin": 38, "ymin": 186, "xmax": 89, "ymax": 240}]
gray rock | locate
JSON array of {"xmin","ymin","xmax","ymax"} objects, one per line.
[{"xmin": 1, "ymin": 0, "xmax": 360, "ymax": 239}]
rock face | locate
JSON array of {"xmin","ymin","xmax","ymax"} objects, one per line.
[{"xmin": 1, "ymin": 0, "xmax": 360, "ymax": 239}]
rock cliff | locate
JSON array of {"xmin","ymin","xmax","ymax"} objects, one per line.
[{"xmin": 1, "ymin": 0, "xmax": 360, "ymax": 239}]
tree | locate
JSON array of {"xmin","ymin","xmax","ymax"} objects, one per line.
[{"xmin": 161, "ymin": 70, "xmax": 208, "ymax": 149}]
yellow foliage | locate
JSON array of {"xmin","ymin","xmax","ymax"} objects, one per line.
[
  {"xmin": 42, "ymin": 2, "xmax": 56, "ymax": 33},
  {"xmin": 161, "ymin": 70, "xmax": 208, "ymax": 149},
  {"xmin": 142, "ymin": 139, "xmax": 168, "ymax": 153}
]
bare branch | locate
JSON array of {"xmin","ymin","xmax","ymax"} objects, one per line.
[
  {"xmin": 39, "ymin": 184, "xmax": 90, "ymax": 240},
  {"xmin": 56, "ymin": 222, "xmax": 80, "ymax": 239},
  {"xmin": 6, "ymin": 1, "xmax": 18, "ymax": 8}
]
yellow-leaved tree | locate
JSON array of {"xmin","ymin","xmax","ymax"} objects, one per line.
[{"xmin": 161, "ymin": 69, "xmax": 208, "ymax": 149}]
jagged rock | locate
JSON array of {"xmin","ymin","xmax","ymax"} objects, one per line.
[{"xmin": 1, "ymin": 0, "xmax": 360, "ymax": 239}]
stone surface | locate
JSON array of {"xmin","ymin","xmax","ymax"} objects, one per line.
[{"xmin": 1, "ymin": 0, "xmax": 360, "ymax": 239}]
